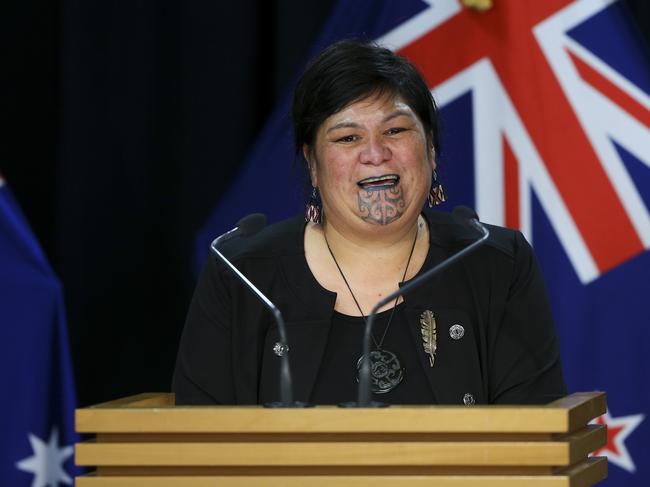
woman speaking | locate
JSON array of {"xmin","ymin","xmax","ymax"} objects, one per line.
[{"xmin": 172, "ymin": 40, "xmax": 566, "ymax": 406}]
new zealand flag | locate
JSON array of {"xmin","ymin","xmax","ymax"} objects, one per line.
[
  {"xmin": 0, "ymin": 175, "xmax": 78, "ymax": 486},
  {"xmin": 197, "ymin": 1, "xmax": 649, "ymax": 484}
]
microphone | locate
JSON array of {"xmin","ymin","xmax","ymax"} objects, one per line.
[
  {"xmin": 212, "ymin": 213, "xmax": 267, "ymax": 245},
  {"xmin": 210, "ymin": 214, "xmax": 304, "ymax": 408},
  {"xmin": 351, "ymin": 206, "xmax": 490, "ymax": 407},
  {"xmin": 452, "ymin": 206, "xmax": 487, "ymax": 235}
]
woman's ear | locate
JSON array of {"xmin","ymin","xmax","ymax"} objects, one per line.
[
  {"xmin": 303, "ymin": 144, "xmax": 318, "ymax": 186},
  {"xmin": 429, "ymin": 141, "xmax": 437, "ymax": 172}
]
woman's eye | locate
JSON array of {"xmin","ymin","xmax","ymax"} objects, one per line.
[{"xmin": 336, "ymin": 135, "xmax": 358, "ymax": 143}]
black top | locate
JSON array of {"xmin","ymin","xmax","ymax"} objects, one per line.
[
  {"xmin": 172, "ymin": 209, "xmax": 567, "ymax": 406},
  {"xmin": 310, "ymin": 304, "xmax": 434, "ymax": 405}
]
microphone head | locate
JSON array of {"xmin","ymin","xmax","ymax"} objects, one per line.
[
  {"xmin": 452, "ymin": 205, "xmax": 479, "ymax": 223},
  {"xmin": 452, "ymin": 206, "xmax": 489, "ymax": 239},
  {"xmin": 236, "ymin": 213, "xmax": 267, "ymax": 237}
]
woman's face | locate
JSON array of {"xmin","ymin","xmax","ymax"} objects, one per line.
[{"xmin": 305, "ymin": 94, "xmax": 435, "ymax": 233}]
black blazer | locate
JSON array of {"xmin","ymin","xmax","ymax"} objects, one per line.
[{"xmin": 172, "ymin": 209, "xmax": 566, "ymax": 405}]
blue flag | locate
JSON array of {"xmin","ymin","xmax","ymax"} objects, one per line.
[
  {"xmin": 0, "ymin": 176, "xmax": 79, "ymax": 486},
  {"xmin": 197, "ymin": 1, "xmax": 649, "ymax": 484}
]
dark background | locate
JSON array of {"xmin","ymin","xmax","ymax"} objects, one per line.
[{"xmin": 1, "ymin": 0, "xmax": 649, "ymax": 407}]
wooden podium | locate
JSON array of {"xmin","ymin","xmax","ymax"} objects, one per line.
[{"xmin": 75, "ymin": 392, "xmax": 607, "ymax": 486}]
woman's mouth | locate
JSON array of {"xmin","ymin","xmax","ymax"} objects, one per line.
[{"xmin": 357, "ymin": 174, "xmax": 400, "ymax": 191}]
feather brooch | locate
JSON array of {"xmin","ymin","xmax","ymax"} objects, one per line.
[{"xmin": 419, "ymin": 310, "xmax": 437, "ymax": 367}]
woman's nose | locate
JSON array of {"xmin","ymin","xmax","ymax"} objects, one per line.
[{"xmin": 360, "ymin": 138, "xmax": 391, "ymax": 165}]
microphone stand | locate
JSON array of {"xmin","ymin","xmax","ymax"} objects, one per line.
[{"xmin": 211, "ymin": 216, "xmax": 307, "ymax": 407}]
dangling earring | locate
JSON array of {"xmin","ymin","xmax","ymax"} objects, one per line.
[
  {"xmin": 427, "ymin": 171, "xmax": 447, "ymax": 207},
  {"xmin": 305, "ymin": 187, "xmax": 322, "ymax": 223}
]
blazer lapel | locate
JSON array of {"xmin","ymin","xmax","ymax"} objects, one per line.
[
  {"xmin": 401, "ymin": 211, "xmax": 485, "ymax": 405},
  {"xmin": 257, "ymin": 252, "xmax": 336, "ymax": 403}
]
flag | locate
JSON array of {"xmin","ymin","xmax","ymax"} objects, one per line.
[
  {"xmin": 197, "ymin": 1, "xmax": 650, "ymax": 484},
  {"xmin": 0, "ymin": 174, "xmax": 79, "ymax": 486}
]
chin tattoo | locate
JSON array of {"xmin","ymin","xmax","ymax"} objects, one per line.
[{"xmin": 358, "ymin": 186, "xmax": 406, "ymax": 225}]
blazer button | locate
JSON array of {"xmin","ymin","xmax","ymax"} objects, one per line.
[
  {"xmin": 463, "ymin": 393, "xmax": 475, "ymax": 406},
  {"xmin": 273, "ymin": 342, "xmax": 289, "ymax": 357},
  {"xmin": 449, "ymin": 324, "xmax": 465, "ymax": 340}
]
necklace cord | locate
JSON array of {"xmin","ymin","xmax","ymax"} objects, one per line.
[{"xmin": 324, "ymin": 221, "xmax": 419, "ymax": 349}]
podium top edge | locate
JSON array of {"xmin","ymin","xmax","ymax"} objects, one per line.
[
  {"xmin": 82, "ymin": 392, "xmax": 604, "ymax": 410},
  {"xmin": 75, "ymin": 392, "xmax": 606, "ymax": 434}
]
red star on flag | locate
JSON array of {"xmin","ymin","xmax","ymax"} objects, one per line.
[{"xmin": 591, "ymin": 409, "xmax": 645, "ymax": 473}]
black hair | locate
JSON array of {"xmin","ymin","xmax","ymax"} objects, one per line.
[{"xmin": 291, "ymin": 39, "xmax": 440, "ymax": 169}]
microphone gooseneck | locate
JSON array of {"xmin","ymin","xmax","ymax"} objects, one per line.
[
  {"xmin": 210, "ymin": 214, "xmax": 302, "ymax": 407},
  {"xmin": 355, "ymin": 207, "xmax": 490, "ymax": 407}
]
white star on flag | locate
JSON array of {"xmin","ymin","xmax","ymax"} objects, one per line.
[{"xmin": 16, "ymin": 427, "xmax": 73, "ymax": 487}]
